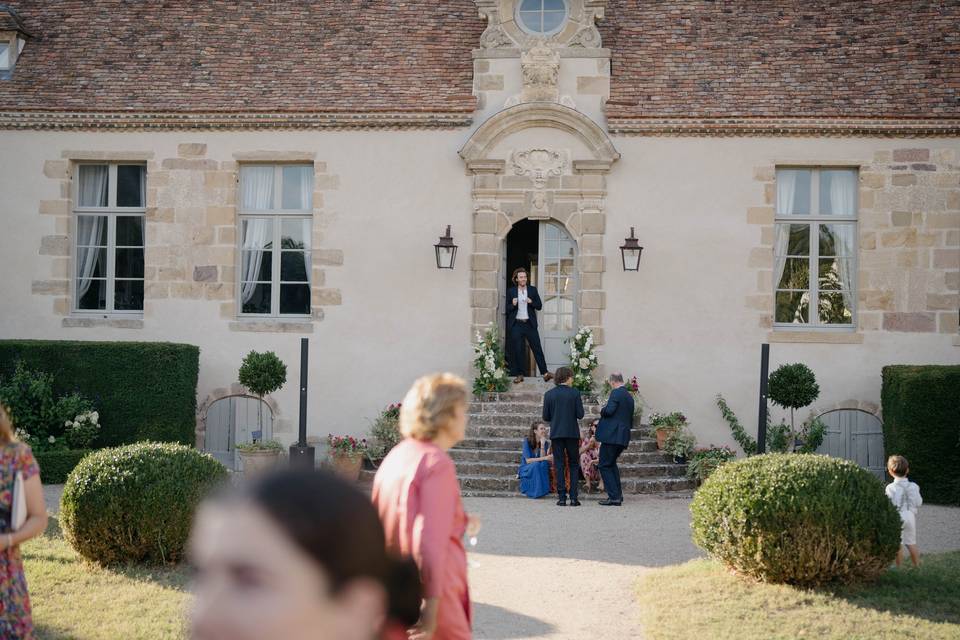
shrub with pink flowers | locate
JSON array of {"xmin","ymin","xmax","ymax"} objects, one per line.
[
  {"xmin": 327, "ymin": 434, "xmax": 368, "ymax": 459},
  {"xmin": 367, "ymin": 402, "xmax": 403, "ymax": 461}
]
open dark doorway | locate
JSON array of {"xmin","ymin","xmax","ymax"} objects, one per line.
[{"xmin": 504, "ymin": 219, "xmax": 539, "ymax": 376}]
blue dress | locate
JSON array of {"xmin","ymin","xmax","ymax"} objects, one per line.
[{"xmin": 519, "ymin": 439, "xmax": 551, "ymax": 499}]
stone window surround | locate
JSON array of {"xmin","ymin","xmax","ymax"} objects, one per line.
[
  {"xmin": 69, "ymin": 160, "xmax": 148, "ymax": 319},
  {"xmin": 34, "ymin": 151, "xmax": 156, "ymax": 328},
  {"xmin": 227, "ymin": 150, "xmax": 343, "ymax": 334},
  {"xmin": 748, "ymin": 149, "xmax": 960, "ymax": 344},
  {"xmin": 771, "ymin": 163, "xmax": 861, "ymax": 336},
  {"xmin": 35, "ymin": 147, "xmax": 344, "ymax": 334}
]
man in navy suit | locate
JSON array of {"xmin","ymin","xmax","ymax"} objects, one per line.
[
  {"xmin": 596, "ymin": 373, "xmax": 634, "ymax": 506},
  {"xmin": 542, "ymin": 366, "xmax": 585, "ymax": 506},
  {"xmin": 505, "ymin": 267, "xmax": 553, "ymax": 384}
]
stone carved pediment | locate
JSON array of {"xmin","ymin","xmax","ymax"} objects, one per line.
[{"xmin": 511, "ymin": 148, "xmax": 566, "ymax": 188}]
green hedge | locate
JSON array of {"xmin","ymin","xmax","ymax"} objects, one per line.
[
  {"xmin": 0, "ymin": 340, "xmax": 199, "ymax": 447},
  {"xmin": 882, "ymin": 365, "xmax": 960, "ymax": 505},
  {"xmin": 34, "ymin": 449, "xmax": 93, "ymax": 484}
]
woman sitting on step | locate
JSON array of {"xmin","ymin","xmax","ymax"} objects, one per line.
[
  {"xmin": 519, "ymin": 421, "xmax": 551, "ymax": 499},
  {"xmin": 580, "ymin": 420, "xmax": 603, "ymax": 494}
]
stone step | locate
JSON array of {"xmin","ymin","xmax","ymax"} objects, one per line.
[
  {"xmin": 449, "ymin": 448, "xmax": 674, "ymax": 465},
  {"xmin": 458, "ymin": 475, "xmax": 695, "ymax": 495},
  {"xmin": 453, "ymin": 460, "xmax": 688, "ymax": 478},
  {"xmin": 468, "ymin": 425, "xmax": 651, "ymax": 439},
  {"xmin": 468, "ymin": 413, "xmax": 646, "ymax": 428},
  {"xmin": 470, "ymin": 402, "xmax": 603, "ymax": 415},
  {"xmin": 458, "ymin": 436, "xmax": 661, "ymax": 453},
  {"xmin": 475, "ymin": 391, "xmax": 601, "ymax": 404}
]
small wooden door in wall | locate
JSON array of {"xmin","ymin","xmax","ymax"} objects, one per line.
[
  {"xmin": 815, "ymin": 409, "xmax": 886, "ymax": 480},
  {"xmin": 204, "ymin": 396, "xmax": 274, "ymax": 470}
]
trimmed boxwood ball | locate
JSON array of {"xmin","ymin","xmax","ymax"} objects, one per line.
[
  {"xmin": 60, "ymin": 442, "xmax": 228, "ymax": 565},
  {"xmin": 690, "ymin": 454, "xmax": 901, "ymax": 586}
]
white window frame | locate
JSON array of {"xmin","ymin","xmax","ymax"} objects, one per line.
[
  {"xmin": 773, "ymin": 166, "xmax": 859, "ymax": 332},
  {"xmin": 71, "ymin": 162, "xmax": 146, "ymax": 316},
  {"xmin": 515, "ymin": 0, "xmax": 569, "ymax": 37},
  {"xmin": 237, "ymin": 164, "xmax": 314, "ymax": 319}
]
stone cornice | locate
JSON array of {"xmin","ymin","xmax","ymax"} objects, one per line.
[
  {"xmin": 0, "ymin": 110, "xmax": 474, "ymax": 131},
  {"xmin": 607, "ymin": 117, "xmax": 960, "ymax": 137}
]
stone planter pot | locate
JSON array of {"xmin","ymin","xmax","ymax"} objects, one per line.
[
  {"xmin": 330, "ymin": 454, "xmax": 363, "ymax": 481},
  {"xmin": 239, "ymin": 449, "xmax": 282, "ymax": 475}
]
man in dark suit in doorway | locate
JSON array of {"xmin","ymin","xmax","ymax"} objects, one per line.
[
  {"xmin": 505, "ymin": 267, "xmax": 553, "ymax": 383},
  {"xmin": 542, "ymin": 366, "xmax": 585, "ymax": 506},
  {"xmin": 596, "ymin": 372, "xmax": 634, "ymax": 506}
]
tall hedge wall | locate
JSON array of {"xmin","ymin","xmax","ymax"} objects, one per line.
[
  {"xmin": 881, "ymin": 365, "xmax": 960, "ymax": 506},
  {"xmin": 0, "ymin": 340, "xmax": 199, "ymax": 447}
]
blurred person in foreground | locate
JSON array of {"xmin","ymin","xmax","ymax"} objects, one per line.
[
  {"xmin": 373, "ymin": 373, "xmax": 480, "ymax": 640},
  {"xmin": 189, "ymin": 469, "xmax": 421, "ymax": 640}
]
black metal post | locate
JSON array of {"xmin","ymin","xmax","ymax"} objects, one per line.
[
  {"xmin": 289, "ymin": 338, "xmax": 315, "ymax": 470},
  {"xmin": 757, "ymin": 343, "xmax": 769, "ymax": 454}
]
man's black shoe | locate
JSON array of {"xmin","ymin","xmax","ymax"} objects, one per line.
[
  {"xmin": 569, "ymin": 499, "xmax": 582, "ymax": 507},
  {"xmin": 598, "ymin": 499, "xmax": 622, "ymax": 506},
  {"xmin": 556, "ymin": 498, "xmax": 567, "ymax": 506}
]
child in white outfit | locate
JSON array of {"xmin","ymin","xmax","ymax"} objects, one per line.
[{"xmin": 885, "ymin": 455, "xmax": 922, "ymax": 567}]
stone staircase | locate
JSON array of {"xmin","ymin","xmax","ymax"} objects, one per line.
[{"xmin": 455, "ymin": 380, "xmax": 694, "ymax": 498}]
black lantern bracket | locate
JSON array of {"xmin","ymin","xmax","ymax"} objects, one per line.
[
  {"xmin": 435, "ymin": 225, "xmax": 458, "ymax": 270},
  {"xmin": 620, "ymin": 227, "xmax": 644, "ymax": 271}
]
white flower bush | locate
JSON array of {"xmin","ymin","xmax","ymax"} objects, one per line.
[
  {"xmin": 568, "ymin": 326, "xmax": 599, "ymax": 393},
  {"xmin": 473, "ymin": 325, "xmax": 510, "ymax": 395},
  {"xmin": 64, "ymin": 411, "xmax": 101, "ymax": 450}
]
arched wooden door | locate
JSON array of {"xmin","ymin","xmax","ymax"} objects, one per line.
[
  {"xmin": 815, "ymin": 409, "xmax": 885, "ymax": 480},
  {"xmin": 204, "ymin": 396, "xmax": 274, "ymax": 470}
]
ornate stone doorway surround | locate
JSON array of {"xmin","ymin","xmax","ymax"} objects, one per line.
[{"xmin": 460, "ymin": 102, "xmax": 619, "ymax": 358}]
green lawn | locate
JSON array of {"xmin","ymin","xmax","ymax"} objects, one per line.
[
  {"xmin": 638, "ymin": 553, "xmax": 960, "ymax": 640},
  {"xmin": 23, "ymin": 518, "xmax": 190, "ymax": 640}
]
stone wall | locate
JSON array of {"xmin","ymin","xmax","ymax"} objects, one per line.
[
  {"xmin": 32, "ymin": 145, "xmax": 344, "ymax": 332},
  {"xmin": 747, "ymin": 146, "xmax": 959, "ymax": 342}
]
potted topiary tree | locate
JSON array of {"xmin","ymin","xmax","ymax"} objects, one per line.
[
  {"xmin": 767, "ymin": 363, "xmax": 826, "ymax": 453},
  {"xmin": 237, "ymin": 350, "xmax": 287, "ymax": 473}
]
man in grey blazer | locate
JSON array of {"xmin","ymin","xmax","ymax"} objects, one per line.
[
  {"xmin": 542, "ymin": 366, "xmax": 585, "ymax": 506},
  {"xmin": 596, "ymin": 372, "xmax": 634, "ymax": 506}
]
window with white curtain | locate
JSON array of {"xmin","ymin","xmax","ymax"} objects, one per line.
[
  {"xmin": 774, "ymin": 167, "xmax": 858, "ymax": 328},
  {"xmin": 238, "ymin": 165, "xmax": 313, "ymax": 317},
  {"xmin": 73, "ymin": 163, "xmax": 146, "ymax": 313}
]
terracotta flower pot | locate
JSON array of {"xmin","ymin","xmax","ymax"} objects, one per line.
[
  {"xmin": 239, "ymin": 449, "xmax": 281, "ymax": 475},
  {"xmin": 330, "ymin": 453, "xmax": 363, "ymax": 481},
  {"xmin": 654, "ymin": 427, "xmax": 676, "ymax": 450}
]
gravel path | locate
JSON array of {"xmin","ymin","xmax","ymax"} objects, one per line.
[
  {"xmin": 42, "ymin": 486, "xmax": 960, "ymax": 639},
  {"xmin": 463, "ymin": 496, "xmax": 960, "ymax": 640}
]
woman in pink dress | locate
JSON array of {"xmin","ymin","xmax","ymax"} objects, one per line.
[{"xmin": 372, "ymin": 373, "xmax": 476, "ymax": 640}]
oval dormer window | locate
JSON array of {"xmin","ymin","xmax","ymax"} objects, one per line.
[{"xmin": 516, "ymin": 0, "xmax": 568, "ymax": 36}]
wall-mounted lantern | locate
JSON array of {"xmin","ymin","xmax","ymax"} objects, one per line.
[
  {"xmin": 434, "ymin": 225, "xmax": 458, "ymax": 270},
  {"xmin": 620, "ymin": 227, "xmax": 643, "ymax": 271}
]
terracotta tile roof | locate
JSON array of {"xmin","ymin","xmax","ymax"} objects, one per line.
[
  {"xmin": 0, "ymin": 4, "xmax": 32, "ymax": 35},
  {"xmin": 601, "ymin": 0, "xmax": 960, "ymax": 122},
  {"xmin": 0, "ymin": 0, "xmax": 483, "ymax": 115}
]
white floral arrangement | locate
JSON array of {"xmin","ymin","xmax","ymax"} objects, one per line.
[
  {"xmin": 64, "ymin": 410, "xmax": 101, "ymax": 449},
  {"xmin": 568, "ymin": 326, "xmax": 598, "ymax": 393},
  {"xmin": 472, "ymin": 325, "xmax": 509, "ymax": 395}
]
